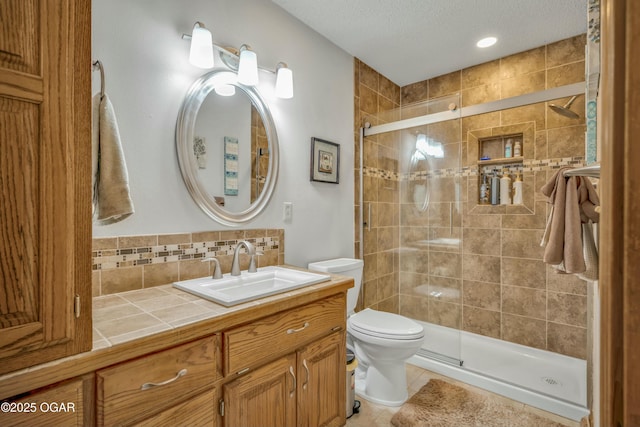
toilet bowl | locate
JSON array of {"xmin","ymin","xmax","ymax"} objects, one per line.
[{"xmin": 307, "ymin": 258, "xmax": 425, "ymax": 407}]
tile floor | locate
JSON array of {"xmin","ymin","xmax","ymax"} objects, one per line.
[{"xmin": 345, "ymin": 364, "xmax": 583, "ymax": 427}]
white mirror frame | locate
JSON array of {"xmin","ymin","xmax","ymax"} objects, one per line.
[{"xmin": 176, "ymin": 69, "xmax": 279, "ymax": 226}]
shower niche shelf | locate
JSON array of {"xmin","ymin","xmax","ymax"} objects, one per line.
[
  {"xmin": 476, "ymin": 132, "xmax": 525, "ymax": 207},
  {"xmin": 477, "ymin": 133, "xmax": 524, "ymax": 166}
]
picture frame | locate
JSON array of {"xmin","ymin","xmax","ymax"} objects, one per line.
[{"xmin": 310, "ymin": 137, "xmax": 340, "ymax": 184}]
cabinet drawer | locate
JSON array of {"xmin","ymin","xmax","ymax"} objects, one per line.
[
  {"xmin": 133, "ymin": 388, "xmax": 217, "ymax": 427},
  {"xmin": 97, "ymin": 335, "xmax": 220, "ymax": 427},
  {"xmin": 225, "ymin": 294, "xmax": 345, "ymax": 374}
]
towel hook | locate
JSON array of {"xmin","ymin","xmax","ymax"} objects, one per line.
[{"xmin": 92, "ymin": 60, "xmax": 105, "ymax": 99}]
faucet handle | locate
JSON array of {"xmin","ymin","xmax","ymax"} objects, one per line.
[
  {"xmin": 202, "ymin": 257, "xmax": 223, "ymax": 279},
  {"xmin": 248, "ymin": 251, "xmax": 263, "ymax": 273}
]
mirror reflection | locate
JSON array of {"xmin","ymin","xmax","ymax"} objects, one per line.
[
  {"xmin": 194, "ymin": 89, "xmax": 269, "ymax": 211},
  {"xmin": 176, "ymin": 69, "xmax": 279, "ymax": 226}
]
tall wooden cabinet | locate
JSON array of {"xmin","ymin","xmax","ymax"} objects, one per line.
[{"xmin": 0, "ymin": 0, "xmax": 92, "ymax": 374}]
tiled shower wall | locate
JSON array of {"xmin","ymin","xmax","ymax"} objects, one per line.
[
  {"xmin": 353, "ymin": 59, "xmax": 401, "ymax": 313},
  {"xmin": 354, "ymin": 34, "xmax": 589, "ymax": 359},
  {"xmin": 92, "ymin": 229, "xmax": 284, "ymax": 297}
]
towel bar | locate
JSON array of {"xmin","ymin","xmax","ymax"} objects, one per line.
[{"xmin": 563, "ymin": 164, "xmax": 600, "ymax": 178}]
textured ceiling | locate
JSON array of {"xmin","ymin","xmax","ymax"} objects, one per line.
[{"xmin": 272, "ymin": 0, "xmax": 587, "ymax": 86}]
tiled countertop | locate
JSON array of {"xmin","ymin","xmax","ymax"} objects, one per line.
[
  {"xmin": 92, "ymin": 274, "xmax": 350, "ymax": 349},
  {"xmin": 0, "ymin": 271, "xmax": 352, "ymax": 401}
]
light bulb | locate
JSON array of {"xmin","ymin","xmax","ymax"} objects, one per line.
[
  {"xmin": 476, "ymin": 36, "xmax": 497, "ymax": 48},
  {"xmin": 189, "ymin": 23, "xmax": 214, "ymax": 68},
  {"xmin": 214, "ymin": 84, "xmax": 236, "ymax": 97},
  {"xmin": 275, "ymin": 63, "xmax": 293, "ymax": 99},
  {"xmin": 237, "ymin": 45, "xmax": 258, "ymax": 86}
]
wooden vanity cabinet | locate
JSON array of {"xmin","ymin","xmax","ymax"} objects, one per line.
[
  {"xmin": 222, "ymin": 294, "xmax": 346, "ymax": 427},
  {"xmin": 96, "ymin": 335, "xmax": 221, "ymax": 427}
]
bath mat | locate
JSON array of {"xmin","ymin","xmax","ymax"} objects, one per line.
[{"xmin": 390, "ymin": 379, "xmax": 574, "ymax": 427}]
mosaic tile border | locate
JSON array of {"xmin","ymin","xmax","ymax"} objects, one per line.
[
  {"xmin": 93, "ymin": 236, "xmax": 280, "ymax": 271},
  {"xmin": 364, "ymin": 156, "xmax": 586, "ymax": 182}
]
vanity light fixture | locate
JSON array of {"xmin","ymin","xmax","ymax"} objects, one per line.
[
  {"xmin": 476, "ymin": 36, "xmax": 497, "ymax": 48},
  {"xmin": 237, "ymin": 44, "xmax": 259, "ymax": 86},
  {"xmin": 183, "ymin": 22, "xmax": 294, "ymax": 98},
  {"xmin": 275, "ymin": 62, "xmax": 293, "ymax": 99},
  {"xmin": 188, "ymin": 22, "xmax": 214, "ymax": 68}
]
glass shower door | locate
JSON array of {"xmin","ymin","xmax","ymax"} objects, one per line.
[{"xmin": 361, "ymin": 93, "xmax": 463, "ymax": 366}]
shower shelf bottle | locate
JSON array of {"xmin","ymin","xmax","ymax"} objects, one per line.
[
  {"xmin": 504, "ymin": 138, "xmax": 513, "ymax": 158},
  {"xmin": 479, "ymin": 175, "xmax": 489, "ymax": 204},
  {"xmin": 514, "ymin": 139, "xmax": 522, "ymax": 157},
  {"xmin": 500, "ymin": 173, "xmax": 511, "ymax": 205},
  {"xmin": 512, "ymin": 173, "xmax": 523, "ymax": 205}
]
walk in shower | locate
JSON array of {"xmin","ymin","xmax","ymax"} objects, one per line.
[{"xmin": 358, "ymin": 84, "xmax": 590, "ymax": 421}]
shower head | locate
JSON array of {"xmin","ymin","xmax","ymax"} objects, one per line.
[{"xmin": 549, "ymin": 95, "xmax": 580, "ymax": 119}]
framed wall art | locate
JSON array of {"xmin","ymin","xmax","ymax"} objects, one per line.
[{"xmin": 310, "ymin": 137, "xmax": 340, "ymax": 184}]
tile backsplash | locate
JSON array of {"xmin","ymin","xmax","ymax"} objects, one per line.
[{"xmin": 92, "ymin": 229, "xmax": 284, "ymax": 297}]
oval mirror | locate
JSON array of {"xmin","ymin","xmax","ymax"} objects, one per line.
[{"xmin": 176, "ymin": 69, "xmax": 279, "ymax": 226}]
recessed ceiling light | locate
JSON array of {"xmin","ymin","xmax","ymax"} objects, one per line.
[{"xmin": 476, "ymin": 37, "xmax": 497, "ymax": 48}]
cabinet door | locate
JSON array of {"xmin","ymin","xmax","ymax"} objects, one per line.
[
  {"xmin": 297, "ymin": 332, "xmax": 346, "ymax": 427},
  {"xmin": 223, "ymin": 353, "xmax": 296, "ymax": 427},
  {"xmin": 0, "ymin": 0, "xmax": 92, "ymax": 374},
  {"xmin": 0, "ymin": 374, "xmax": 93, "ymax": 427}
]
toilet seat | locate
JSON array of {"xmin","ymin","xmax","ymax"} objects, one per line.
[{"xmin": 348, "ymin": 309, "xmax": 424, "ymax": 340}]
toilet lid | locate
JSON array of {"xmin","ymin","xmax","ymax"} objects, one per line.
[{"xmin": 349, "ymin": 309, "xmax": 424, "ymax": 340}]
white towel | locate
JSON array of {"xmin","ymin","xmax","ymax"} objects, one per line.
[{"xmin": 92, "ymin": 93, "xmax": 134, "ymax": 225}]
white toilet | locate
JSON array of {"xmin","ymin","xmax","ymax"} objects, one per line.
[{"xmin": 308, "ymin": 258, "xmax": 425, "ymax": 406}]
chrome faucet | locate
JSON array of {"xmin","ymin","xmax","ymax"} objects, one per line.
[{"xmin": 231, "ymin": 240, "xmax": 257, "ymax": 276}]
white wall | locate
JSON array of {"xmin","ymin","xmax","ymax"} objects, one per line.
[{"xmin": 92, "ymin": 0, "xmax": 355, "ymax": 268}]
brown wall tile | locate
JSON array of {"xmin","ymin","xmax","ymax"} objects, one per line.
[
  {"xmin": 548, "ymin": 292, "xmax": 588, "ymax": 327},
  {"xmin": 462, "ymin": 254, "xmax": 501, "ymax": 283},
  {"xmin": 101, "ymin": 266, "xmax": 143, "ymax": 294},
  {"xmin": 501, "ymin": 257, "xmax": 546, "ymax": 288},
  {"xmin": 547, "ymin": 125, "xmax": 587, "ymax": 158},
  {"xmin": 143, "ymin": 262, "xmax": 179, "ymax": 288},
  {"xmin": 429, "ymin": 71, "xmax": 461, "ymax": 98},
  {"xmin": 502, "ymin": 314, "xmax": 546, "ymax": 349},
  {"xmin": 463, "ymin": 228, "xmax": 501, "ymax": 256},
  {"xmin": 463, "ymin": 280, "xmax": 500, "ymax": 311},
  {"xmin": 118, "ymin": 235, "xmax": 157, "ymax": 249},
  {"xmin": 546, "ymin": 34, "xmax": 586, "ymax": 68},
  {"xmin": 502, "ymin": 286, "xmax": 546, "ymax": 319},
  {"xmin": 500, "ymin": 46, "xmax": 546, "ymax": 79},
  {"xmin": 502, "ymin": 229, "xmax": 545, "ymax": 259},
  {"xmin": 547, "ymin": 322, "xmax": 587, "ymax": 359},
  {"xmin": 462, "ymin": 60, "xmax": 500, "ymax": 89},
  {"xmin": 463, "ymin": 306, "xmax": 500, "ymax": 338},
  {"xmin": 158, "ymin": 233, "xmax": 190, "ymax": 245}
]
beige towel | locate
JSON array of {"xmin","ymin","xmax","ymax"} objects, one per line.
[
  {"xmin": 540, "ymin": 167, "xmax": 599, "ymax": 274},
  {"xmin": 92, "ymin": 93, "xmax": 134, "ymax": 225}
]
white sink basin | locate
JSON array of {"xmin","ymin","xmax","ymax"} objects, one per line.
[{"xmin": 172, "ymin": 266, "xmax": 331, "ymax": 306}]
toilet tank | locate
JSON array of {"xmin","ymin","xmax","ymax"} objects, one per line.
[{"xmin": 308, "ymin": 258, "xmax": 363, "ymax": 314}]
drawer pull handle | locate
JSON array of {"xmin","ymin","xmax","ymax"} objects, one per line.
[
  {"xmin": 302, "ymin": 359, "xmax": 309, "ymax": 390},
  {"xmin": 287, "ymin": 322, "xmax": 310, "ymax": 334},
  {"xmin": 289, "ymin": 366, "xmax": 296, "ymax": 396},
  {"xmin": 140, "ymin": 368, "xmax": 187, "ymax": 390}
]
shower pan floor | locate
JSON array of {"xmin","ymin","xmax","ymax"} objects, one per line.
[{"xmin": 408, "ymin": 322, "xmax": 589, "ymax": 421}]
